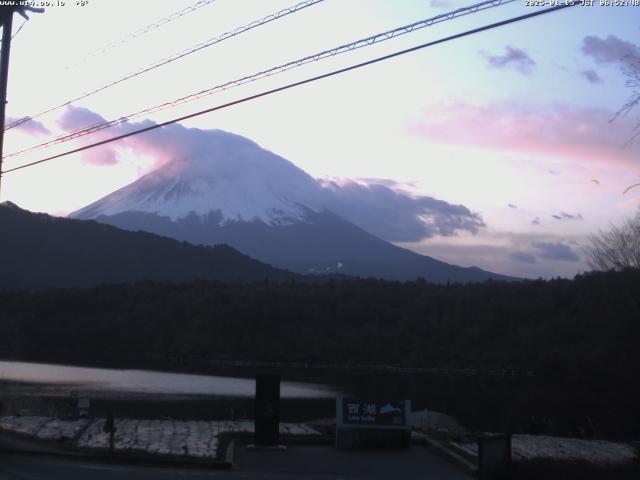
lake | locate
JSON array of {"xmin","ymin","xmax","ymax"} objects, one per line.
[
  {"xmin": 0, "ymin": 360, "xmax": 520, "ymax": 428},
  {"xmin": 0, "ymin": 360, "xmax": 336, "ymax": 399}
]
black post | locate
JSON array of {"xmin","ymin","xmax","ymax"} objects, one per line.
[
  {"xmin": 254, "ymin": 373, "xmax": 280, "ymax": 446},
  {"xmin": 103, "ymin": 412, "xmax": 116, "ymax": 455},
  {"xmin": 0, "ymin": 8, "xmax": 14, "ymax": 193},
  {"xmin": 478, "ymin": 434, "xmax": 512, "ymax": 480}
]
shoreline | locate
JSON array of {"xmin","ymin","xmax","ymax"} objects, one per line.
[{"xmin": 0, "ymin": 351, "xmax": 528, "ymax": 379}]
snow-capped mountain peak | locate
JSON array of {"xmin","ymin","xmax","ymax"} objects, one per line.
[{"xmin": 72, "ymin": 130, "xmax": 323, "ymax": 225}]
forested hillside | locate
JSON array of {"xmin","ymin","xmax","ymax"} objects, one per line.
[
  {"xmin": 0, "ymin": 202, "xmax": 300, "ymax": 288},
  {"xmin": 1, "ymin": 270, "xmax": 638, "ymax": 370}
]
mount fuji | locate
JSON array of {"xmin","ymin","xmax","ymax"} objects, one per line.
[{"xmin": 70, "ymin": 129, "xmax": 513, "ymax": 283}]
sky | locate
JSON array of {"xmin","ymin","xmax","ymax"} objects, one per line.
[{"xmin": 1, "ymin": 0, "xmax": 639, "ymax": 279}]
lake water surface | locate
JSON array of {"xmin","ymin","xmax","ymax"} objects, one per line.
[{"xmin": 0, "ymin": 360, "xmax": 336, "ymax": 399}]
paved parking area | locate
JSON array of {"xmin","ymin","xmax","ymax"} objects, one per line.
[
  {"xmin": 235, "ymin": 444, "xmax": 472, "ymax": 479},
  {"xmin": 0, "ymin": 446, "xmax": 471, "ymax": 480}
]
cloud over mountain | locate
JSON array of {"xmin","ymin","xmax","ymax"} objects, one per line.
[
  {"xmin": 509, "ymin": 252, "xmax": 537, "ymax": 264},
  {"xmin": 533, "ymin": 242, "xmax": 580, "ymax": 263},
  {"xmin": 320, "ymin": 178, "xmax": 485, "ymax": 242},
  {"xmin": 58, "ymin": 107, "xmax": 484, "ymax": 243}
]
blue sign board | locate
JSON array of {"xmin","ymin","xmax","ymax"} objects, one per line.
[{"xmin": 336, "ymin": 396, "xmax": 411, "ymax": 430}]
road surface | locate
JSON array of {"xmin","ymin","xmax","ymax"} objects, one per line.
[{"xmin": 0, "ymin": 446, "xmax": 471, "ymax": 479}]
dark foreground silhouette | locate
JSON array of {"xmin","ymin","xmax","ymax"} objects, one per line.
[{"xmin": 1, "ymin": 269, "xmax": 639, "ymax": 439}]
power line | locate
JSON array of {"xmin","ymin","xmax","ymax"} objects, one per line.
[
  {"xmin": 0, "ymin": 20, "xmax": 27, "ymax": 45},
  {"xmin": 10, "ymin": 17, "xmax": 26, "ymax": 40},
  {"xmin": 0, "ymin": 0, "xmax": 216, "ymax": 64},
  {"xmin": 68, "ymin": 0, "xmax": 220, "ymax": 69},
  {"xmin": 4, "ymin": 0, "xmax": 326, "ymax": 131},
  {"xmin": 4, "ymin": 0, "xmax": 518, "ymax": 160},
  {"xmin": 1, "ymin": 3, "xmax": 579, "ymax": 176}
]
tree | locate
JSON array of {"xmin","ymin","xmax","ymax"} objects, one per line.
[
  {"xmin": 616, "ymin": 52, "xmax": 640, "ymax": 144},
  {"xmin": 584, "ymin": 211, "xmax": 640, "ymax": 271}
]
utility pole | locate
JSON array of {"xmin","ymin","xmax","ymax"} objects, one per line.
[
  {"xmin": 0, "ymin": 3, "xmax": 43, "ymax": 195},
  {"xmin": 0, "ymin": 6, "xmax": 15, "ymax": 195}
]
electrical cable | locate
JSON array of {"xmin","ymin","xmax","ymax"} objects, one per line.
[
  {"xmin": 69, "ymin": 0, "xmax": 220, "ymax": 68},
  {"xmin": 4, "ymin": 0, "xmax": 517, "ymax": 159},
  {"xmin": 4, "ymin": 0, "xmax": 326, "ymax": 131},
  {"xmin": 1, "ymin": 3, "xmax": 579, "ymax": 176}
]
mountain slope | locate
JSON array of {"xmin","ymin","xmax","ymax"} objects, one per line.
[
  {"xmin": 90, "ymin": 208, "xmax": 510, "ymax": 282},
  {"xmin": 0, "ymin": 202, "xmax": 300, "ymax": 289},
  {"xmin": 71, "ymin": 129, "xmax": 515, "ymax": 283}
]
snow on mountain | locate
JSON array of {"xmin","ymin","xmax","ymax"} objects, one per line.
[{"xmin": 72, "ymin": 130, "xmax": 324, "ymax": 226}]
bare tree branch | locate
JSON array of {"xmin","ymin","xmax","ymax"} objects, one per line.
[
  {"xmin": 584, "ymin": 211, "xmax": 640, "ymax": 271},
  {"xmin": 613, "ymin": 54, "xmax": 640, "ymax": 146}
]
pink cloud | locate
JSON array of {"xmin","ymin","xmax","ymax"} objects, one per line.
[
  {"xmin": 57, "ymin": 106, "xmax": 191, "ymax": 167},
  {"xmin": 409, "ymin": 101, "xmax": 640, "ymax": 164},
  {"xmin": 57, "ymin": 107, "xmax": 105, "ymax": 132}
]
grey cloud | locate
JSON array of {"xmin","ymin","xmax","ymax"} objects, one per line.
[
  {"xmin": 404, "ymin": 231, "xmax": 587, "ymax": 279},
  {"xmin": 510, "ymin": 252, "xmax": 537, "ymax": 264},
  {"xmin": 320, "ymin": 178, "xmax": 485, "ymax": 242},
  {"xmin": 552, "ymin": 212, "xmax": 584, "ymax": 221},
  {"xmin": 508, "ymin": 204, "xmax": 517, "ymax": 209},
  {"xmin": 483, "ymin": 46, "xmax": 536, "ymax": 74},
  {"xmin": 582, "ymin": 35, "xmax": 639, "ymax": 64},
  {"xmin": 581, "ymin": 69, "xmax": 603, "ymax": 84},
  {"xmin": 6, "ymin": 116, "xmax": 50, "ymax": 136},
  {"xmin": 533, "ymin": 242, "xmax": 580, "ymax": 262}
]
